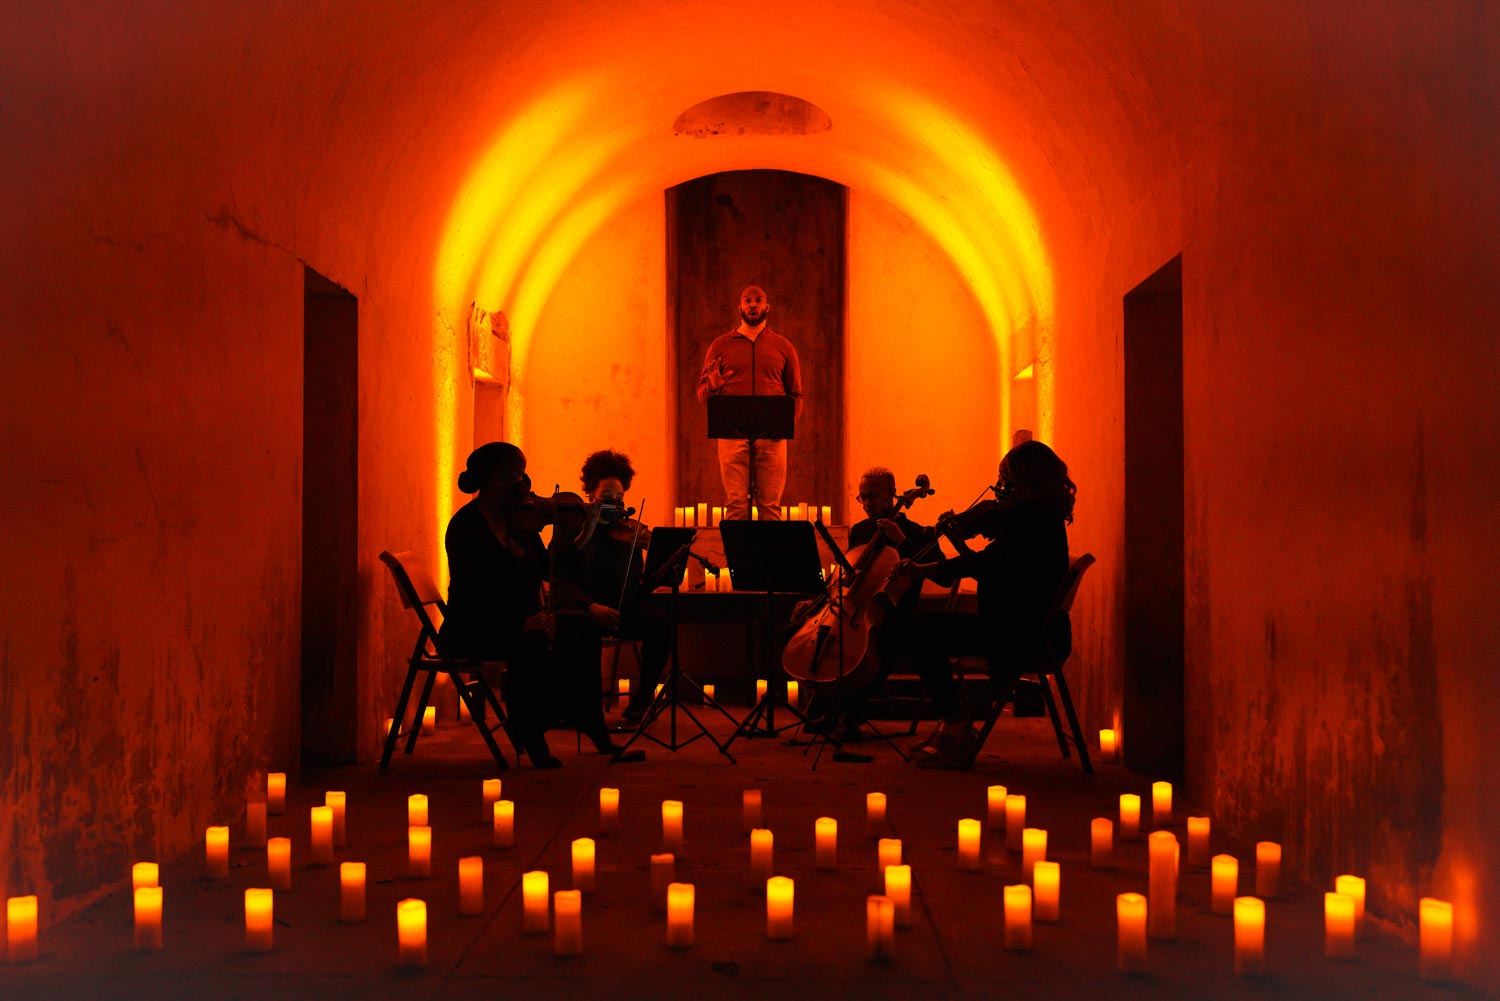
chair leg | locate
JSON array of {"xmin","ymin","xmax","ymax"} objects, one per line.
[
  {"xmin": 1051, "ymin": 670, "xmax": 1094, "ymax": 774},
  {"xmin": 963, "ymin": 674, "xmax": 1017, "ymax": 770},
  {"xmin": 405, "ymin": 672, "xmax": 439, "ymax": 756},
  {"xmin": 381, "ymin": 664, "xmax": 422, "ymax": 770},
  {"xmin": 454, "ymin": 673, "xmax": 509, "ymax": 771},
  {"xmin": 1038, "ymin": 675, "xmax": 1072, "ymax": 759}
]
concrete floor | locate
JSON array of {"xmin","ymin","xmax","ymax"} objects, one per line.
[{"xmin": 5, "ymin": 705, "xmax": 1477, "ymax": 1000}]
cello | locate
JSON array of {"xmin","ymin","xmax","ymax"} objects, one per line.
[{"xmin": 780, "ymin": 475, "xmax": 934, "ymax": 689}]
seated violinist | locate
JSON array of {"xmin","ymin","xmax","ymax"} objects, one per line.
[
  {"xmin": 549, "ymin": 449, "xmax": 672, "ymax": 730},
  {"xmin": 885, "ymin": 441, "xmax": 1076, "ymax": 769}
]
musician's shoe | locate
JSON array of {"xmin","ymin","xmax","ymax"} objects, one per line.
[
  {"xmin": 909, "ymin": 723, "xmax": 943, "ymax": 754},
  {"xmin": 913, "ymin": 730, "xmax": 975, "ymax": 770},
  {"xmin": 620, "ymin": 702, "xmax": 647, "ymax": 726},
  {"xmin": 523, "ymin": 735, "xmax": 563, "ymax": 769}
]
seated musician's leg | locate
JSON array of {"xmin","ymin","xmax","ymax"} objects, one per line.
[
  {"xmin": 554, "ymin": 610, "xmax": 644, "ymax": 758},
  {"xmin": 619, "ymin": 599, "xmax": 671, "ymax": 721},
  {"xmin": 502, "ymin": 630, "xmax": 562, "ymax": 768},
  {"xmin": 718, "ymin": 439, "xmax": 751, "ymax": 520}
]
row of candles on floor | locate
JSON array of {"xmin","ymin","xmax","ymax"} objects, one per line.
[{"xmin": 673, "ymin": 503, "xmax": 833, "ymax": 528}]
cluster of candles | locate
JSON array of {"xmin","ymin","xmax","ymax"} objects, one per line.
[
  {"xmin": 2, "ymin": 772, "xmax": 1459, "ymax": 984},
  {"xmin": 673, "ymin": 503, "xmax": 833, "ymax": 527}
]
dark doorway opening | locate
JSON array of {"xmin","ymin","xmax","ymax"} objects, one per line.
[
  {"xmin": 301, "ymin": 267, "xmax": 359, "ymax": 764},
  {"xmin": 668, "ymin": 170, "xmax": 846, "ymax": 522},
  {"xmin": 1123, "ymin": 255, "xmax": 1185, "ymax": 779}
]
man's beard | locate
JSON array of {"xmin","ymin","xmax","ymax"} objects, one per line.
[{"xmin": 740, "ymin": 308, "xmax": 765, "ymax": 326}]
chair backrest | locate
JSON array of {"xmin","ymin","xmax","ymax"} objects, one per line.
[
  {"xmin": 1055, "ymin": 553, "xmax": 1095, "ymax": 613},
  {"xmin": 379, "ymin": 550, "xmax": 443, "ymax": 656},
  {"xmin": 1039, "ymin": 553, "xmax": 1095, "ymax": 666}
]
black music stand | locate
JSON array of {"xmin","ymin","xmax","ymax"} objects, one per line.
[
  {"xmin": 610, "ymin": 529, "xmax": 740, "ymax": 764},
  {"xmin": 707, "ymin": 395, "xmax": 795, "ymax": 513},
  {"xmin": 719, "ymin": 520, "xmax": 824, "ymax": 748}
]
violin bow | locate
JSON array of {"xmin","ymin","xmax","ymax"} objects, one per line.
[{"xmin": 613, "ymin": 498, "xmax": 647, "ymax": 612}]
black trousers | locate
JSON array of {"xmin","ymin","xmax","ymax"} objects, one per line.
[
  {"xmin": 882, "ymin": 611, "xmax": 996, "ymax": 719},
  {"xmin": 617, "ymin": 597, "xmax": 671, "ymax": 709}
]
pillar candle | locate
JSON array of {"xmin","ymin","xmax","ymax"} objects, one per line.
[
  {"xmin": 723, "ymin": 571, "xmax": 733, "ymax": 591},
  {"xmin": 1100, "ymin": 728, "xmax": 1118, "ymax": 762},
  {"xmin": 1117, "ymin": 892, "xmax": 1147, "ymax": 973},
  {"xmin": 750, "ymin": 828, "xmax": 774, "ymax": 886},
  {"xmin": 246, "ymin": 801, "xmax": 268, "ymax": 848},
  {"xmin": 791, "ymin": 504, "xmax": 803, "ymax": 521},
  {"xmin": 133, "ymin": 885, "xmax": 163, "ymax": 951},
  {"xmin": 408, "ymin": 826, "xmax": 431, "ymax": 879},
  {"xmin": 742, "ymin": 789, "xmax": 763, "ymax": 832},
  {"xmin": 703, "ymin": 682, "xmax": 716, "ymax": 699},
  {"xmin": 481, "ymin": 779, "xmax": 502, "ymax": 824},
  {"xmin": 206, "ymin": 825, "xmax": 230, "ymax": 878},
  {"xmin": 1004, "ymin": 885, "xmax": 1033, "ymax": 950},
  {"xmin": 1147, "ymin": 831, "xmax": 1178, "ymax": 939},
  {"xmin": 756, "ymin": 678, "xmax": 768, "ymax": 701},
  {"xmin": 396, "ymin": 898, "xmax": 427, "ymax": 969},
  {"xmin": 6, "ymin": 895, "xmax": 38, "ymax": 963},
  {"xmin": 310, "ymin": 806, "xmax": 334, "ymax": 866},
  {"xmin": 650, "ymin": 854, "xmax": 674, "ymax": 913},
  {"xmin": 751, "ymin": 505, "xmax": 759, "ymax": 520},
  {"xmin": 492, "ymin": 800, "xmax": 514, "ymax": 848},
  {"xmin": 1152, "ymin": 781, "xmax": 1173, "ymax": 826},
  {"xmin": 1033, "ymin": 861, "xmax": 1060, "ymax": 922},
  {"xmin": 1091, "ymin": 818, "xmax": 1113, "ymax": 868},
  {"xmin": 459, "ymin": 698, "xmax": 471, "ymax": 722},
  {"xmin": 1335, "ymin": 875, "xmax": 1366, "ymax": 935},
  {"xmin": 766, "ymin": 876, "xmax": 795, "ymax": 940},
  {"xmin": 866, "ymin": 895, "xmax": 895, "ymax": 961},
  {"xmin": 132, "ymin": 862, "xmax": 159, "ymax": 891},
  {"xmin": 340, "ymin": 862, "xmax": 366, "ymax": 922},
  {"xmin": 666, "ymin": 883, "xmax": 694, "ymax": 948},
  {"xmin": 267, "ymin": 773, "xmax": 286, "ymax": 815},
  {"xmin": 421, "ymin": 704, "xmax": 435, "ymax": 731},
  {"xmin": 522, "ymin": 871, "xmax": 549, "ymax": 933},
  {"xmin": 815, "ymin": 817, "xmax": 838, "ymax": 869},
  {"xmin": 986, "ymin": 785, "xmax": 1008, "ymax": 830},
  {"xmin": 408, "ymin": 794, "xmax": 428, "ymax": 827},
  {"xmin": 386, "ymin": 717, "xmax": 395, "ymax": 737},
  {"xmin": 1120, "ymin": 794, "xmax": 1141, "ymax": 840},
  {"xmin": 554, "ymin": 890, "xmax": 583, "ymax": 956},
  {"xmin": 599, "ymin": 788, "xmax": 619, "ymax": 833},
  {"xmin": 884, "ymin": 864, "xmax": 912, "ymax": 926},
  {"xmin": 1234, "ymin": 896, "xmax": 1266, "ymax": 976},
  {"xmin": 786, "ymin": 680, "xmax": 800, "ymax": 706},
  {"xmin": 244, "ymin": 888, "xmax": 273, "ymax": 953},
  {"xmin": 821, "ymin": 506, "xmax": 832, "ymax": 524},
  {"xmin": 662, "ymin": 800, "xmax": 684, "ymax": 854},
  {"xmin": 878, "ymin": 837, "xmax": 903, "ymax": 874},
  {"xmin": 571, "ymin": 838, "xmax": 596, "ymax": 893},
  {"xmin": 958, "ymin": 819, "xmax": 984, "ymax": 871},
  {"xmin": 1186, "ymin": 816, "xmax": 1210, "ymax": 867},
  {"xmin": 268, "ymin": 837, "xmax": 292, "ymax": 891},
  {"xmin": 685, "ymin": 507, "xmax": 695, "ymax": 528},
  {"xmin": 1255, "ymin": 842, "xmax": 1281, "ymax": 898},
  {"xmin": 1004, "ymin": 794, "xmax": 1026, "ymax": 852},
  {"xmin": 1022, "ymin": 828, "xmax": 1047, "ymax": 881},
  {"xmin": 618, "ymin": 678, "xmax": 630, "ymax": 698},
  {"xmin": 1212, "ymin": 854, "xmax": 1239, "ymax": 914},
  {"xmin": 325, "ymin": 791, "xmax": 347, "ymax": 849},
  {"xmin": 674, "ymin": 506, "xmax": 684, "ymax": 527},
  {"xmin": 866, "ymin": 792, "xmax": 887, "ymax": 838},
  {"xmin": 697, "ymin": 503, "xmax": 707, "ymax": 527},
  {"xmin": 1324, "ymin": 891, "xmax": 1355, "ymax": 959},
  {"xmin": 458, "ymin": 856, "xmax": 484, "ymax": 914},
  {"xmin": 1419, "ymin": 897, "xmax": 1453, "ymax": 981},
  {"xmin": 712, "ymin": 506, "xmax": 723, "ymax": 527}
]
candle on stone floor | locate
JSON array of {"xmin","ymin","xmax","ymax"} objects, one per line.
[
  {"xmin": 821, "ymin": 506, "xmax": 832, "ymax": 524},
  {"xmin": 674, "ymin": 506, "xmax": 684, "ymax": 528},
  {"xmin": 1034, "ymin": 861, "xmax": 1060, "ymax": 922},
  {"xmin": 1022, "ymin": 828, "xmax": 1047, "ymax": 880},
  {"xmin": 1004, "ymin": 794, "xmax": 1026, "ymax": 851},
  {"xmin": 986, "ymin": 785, "xmax": 1008, "ymax": 830},
  {"xmin": 133, "ymin": 885, "xmax": 163, "ymax": 952},
  {"xmin": 132, "ymin": 861, "xmax": 159, "ymax": 891},
  {"xmin": 310, "ymin": 805, "xmax": 334, "ymax": 866},
  {"xmin": 1255, "ymin": 842, "xmax": 1281, "ymax": 898},
  {"xmin": 1234, "ymin": 896, "xmax": 1266, "ymax": 975},
  {"xmin": 885, "ymin": 864, "xmax": 912, "ymax": 926},
  {"xmin": 458, "ymin": 856, "xmax": 484, "ymax": 914},
  {"xmin": 866, "ymin": 792, "xmax": 887, "ymax": 837},
  {"xmin": 1324, "ymin": 891, "xmax": 1355, "ymax": 959},
  {"xmin": 1419, "ymin": 897, "xmax": 1453, "ymax": 981},
  {"xmin": 1152, "ymin": 781, "xmax": 1172, "ymax": 826},
  {"xmin": 458, "ymin": 698, "xmax": 471, "ymax": 722},
  {"xmin": 696, "ymin": 502, "xmax": 708, "ymax": 527},
  {"xmin": 956, "ymin": 818, "xmax": 982, "ymax": 870},
  {"xmin": 651, "ymin": 854, "xmax": 674, "ymax": 913},
  {"xmin": 493, "ymin": 800, "xmax": 514, "ymax": 848},
  {"xmin": 244, "ymin": 888, "xmax": 274, "ymax": 953},
  {"xmin": 423, "ymin": 706, "xmax": 436, "ymax": 733},
  {"xmin": 598, "ymin": 788, "xmax": 619, "ymax": 833},
  {"xmin": 786, "ymin": 680, "xmax": 800, "ymax": 706},
  {"xmin": 756, "ymin": 678, "xmax": 768, "ymax": 701},
  {"xmin": 408, "ymin": 793, "xmax": 428, "ymax": 827},
  {"xmin": 1148, "ymin": 831, "xmax": 1178, "ymax": 939},
  {"xmin": 618, "ymin": 678, "xmax": 630, "ymax": 699},
  {"xmin": 1117, "ymin": 892, "xmax": 1147, "ymax": 973},
  {"xmin": 767, "ymin": 876, "xmax": 795, "ymax": 940},
  {"xmin": 554, "ymin": 890, "xmax": 583, "ymax": 956},
  {"xmin": 1119, "ymin": 794, "xmax": 1141, "ymax": 840},
  {"xmin": 723, "ymin": 571, "xmax": 734, "ymax": 591},
  {"xmin": 1212, "ymin": 854, "xmax": 1239, "ymax": 914},
  {"xmin": 1335, "ymin": 875, "xmax": 1365, "ymax": 935},
  {"xmin": 385, "ymin": 718, "xmax": 395, "ymax": 737},
  {"xmin": 742, "ymin": 789, "xmax": 763, "ymax": 832},
  {"xmin": 268, "ymin": 837, "xmax": 292, "ymax": 891},
  {"xmin": 1004, "ymin": 884, "xmax": 1033, "ymax": 950},
  {"xmin": 750, "ymin": 828, "xmax": 774, "ymax": 886},
  {"xmin": 878, "ymin": 837, "xmax": 903, "ymax": 874},
  {"xmin": 397, "ymin": 898, "xmax": 426, "ymax": 968},
  {"xmin": 662, "ymin": 800, "xmax": 684, "ymax": 854},
  {"xmin": 340, "ymin": 862, "xmax": 366, "ymax": 922},
  {"xmin": 1099, "ymin": 728, "xmax": 1118, "ymax": 762},
  {"xmin": 325, "ymin": 791, "xmax": 347, "ymax": 849},
  {"xmin": 267, "ymin": 772, "xmax": 286, "ymax": 815},
  {"xmin": 666, "ymin": 883, "xmax": 694, "ymax": 948},
  {"xmin": 1186, "ymin": 816, "xmax": 1210, "ymax": 867},
  {"xmin": 408, "ymin": 826, "xmax": 431, "ymax": 879},
  {"xmin": 522, "ymin": 871, "xmax": 549, "ymax": 933},
  {"xmin": 703, "ymin": 682, "xmax": 716, "ymax": 699},
  {"xmin": 1091, "ymin": 818, "xmax": 1114, "ymax": 867},
  {"xmin": 571, "ymin": 838, "xmax": 596, "ymax": 893},
  {"xmin": 816, "ymin": 817, "xmax": 838, "ymax": 869},
  {"xmin": 205, "ymin": 825, "xmax": 230, "ymax": 879},
  {"xmin": 246, "ymin": 801, "xmax": 267, "ymax": 848},
  {"xmin": 6, "ymin": 895, "xmax": 38, "ymax": 963},
  {"xmin": 482, "ymin": 779, "xmax": 502, "ymax": 824},
  {"xmin": 866, "ymin": 895, "xmax": 895, "ymax": 961},
  {"xmin": 684, "ymin": 506, "xmax": 695, "ymax": 528}
]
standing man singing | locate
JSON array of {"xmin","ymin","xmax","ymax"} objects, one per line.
[{"xmin": 696, "ymin": 285, "xmax": 804, "ymax": 520}]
